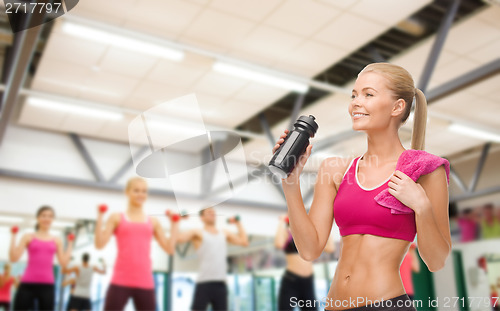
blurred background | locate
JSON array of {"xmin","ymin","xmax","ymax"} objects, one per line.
[{"xmin": 0, "ymin": 0, "xmax": 499, "ymax": 310}]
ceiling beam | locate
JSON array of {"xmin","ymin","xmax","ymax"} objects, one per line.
[
  {"xmin": 0, "ymin": 85, "xmax": 265, "ymax": 141},
  {"xmin": 418, "ymin": 0, "xmax": 461, "ymax": 92},
  {"xmin": 426, "ymin": 58, "xmax": 500, "ymax": 103},
  {"xmin": 468, "ymin": 143, "xmax": 491, "ymax": 193},
  {"xmin": 108, "ymin": 146, "xmax": 149, "ymax": 183},
  {"xmin": 69, "ymin": 133, "xmax": 105, "ymax": 182},
  {"xmin": 0, "ymin": 14, "xmax": 45, "ymax": 146},
  {"xmin": 0, "ymin": 168, "xmax": 286, "ymax": 211}
]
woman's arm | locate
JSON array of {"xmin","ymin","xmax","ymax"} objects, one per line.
[
  {"xmin": 389, "ymin": 167, "xmax": 451, "ymax": 272},
  {"xmin": 323, "ymin": 234, "xmax": 336, "ymax": 254},
  {"xmin": 94, "ymin": 211, "xmax": 119, "ymax": 250},
  {"xmin": 55, "ymin": 237, "xmax": 73, "ymax": 267},
  {"xmin": 282, "ymin": 152, "xmax": 345, "ymax": 261},
  {"xmin": 9, "ymin": 233, "xmax": 30, "ymax": 262},
  {"xmin": 274, "ymin": 216, "xmax": 288, "ymax": 249},
  {"xmin": 152, "ymin": 217, "xmax": 179, "ymax": 255}
]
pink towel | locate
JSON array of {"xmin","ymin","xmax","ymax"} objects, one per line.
[{"xmin": 374, "ymin": 149, "xmax": 450, "ymax": 215}]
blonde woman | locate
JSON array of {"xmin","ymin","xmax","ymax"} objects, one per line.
[
  {"xmin": 95, "ymin": 177, "xmax": 178, "ymax": 311},
  {"xmin": 272, "ymin": 63, "xmax": 450, "ymax": 311}
]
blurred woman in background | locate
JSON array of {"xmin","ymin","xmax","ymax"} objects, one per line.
[
  {"xmin": 95, "ymin": 177, "xmax": 179, "ymax": 311},
  {"xmin": 481, "ymin": 204, "xmax": 500, "ymax": 239},
  {"xmin": 275, "ymin": 215, "xmax": 335, "ymax": 311},
  {"xmin": 10, "ymin": 206, "xmax": 73, "ymax": 310},
  {"xmin": 0, "ymin": 263, "xmax": 18, "ymax": 311},
  {"xmin": 457, "ymin": 207, "xmax": 479, "ymax": 242},
  {"xmin": 399, "ymin": 243, "xmax": 420, "ymax": 300}
]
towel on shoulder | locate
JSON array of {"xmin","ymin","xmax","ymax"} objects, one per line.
[{"xmin": 374, "ymin": 149, "xmax": 450, "ymax": 215}]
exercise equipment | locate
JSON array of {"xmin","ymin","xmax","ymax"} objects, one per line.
[
  {"xmin": 99, "ymin": 204, "xmax": 108, "ymax": 213},
  {"xmin": 227, "ymin": 215, "xmax": 241, "ymax": 224}
]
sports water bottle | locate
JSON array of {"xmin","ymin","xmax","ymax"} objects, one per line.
[{"xmin": 268, "ymin": 115, "xmax": 318, "ymax": 179}]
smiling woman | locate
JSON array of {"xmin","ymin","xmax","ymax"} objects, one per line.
[
  {"xmin": 9, "ymin": 206, "xmax": 73, "ymax": 310},
  {"xmin": 94, "ymin": 177, "xmax": 180, "ymax": 311},
  {"xmin": 272, "ymin": 63, "xmax": 451, "ymax": 311}
]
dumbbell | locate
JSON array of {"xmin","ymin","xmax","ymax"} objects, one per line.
[
  {"xmin": 284, "ymin": 216, "xmax": 289, "ymax": 225},
  {"xmin": 11, "ymin": 226, "xmax": 19, "ymax": 234},
  {"xmin": 227, "ymin": 215, "xmax": 241, "ymax": 224},
  {"xmin": 67, "ymin": 233, "xmax": 75, "ymax": 241},
  {"xmin": 98, "ymin": 204, "xmax": 108, "ymax": 213},
  {"xmin": 165, "ymin": 210, "xmax": 188, "ymax": 222}
]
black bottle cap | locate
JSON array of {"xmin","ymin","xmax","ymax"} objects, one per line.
[{"xmin": 296, "ymin": 115, "xmax": 319, "ymax": 136}]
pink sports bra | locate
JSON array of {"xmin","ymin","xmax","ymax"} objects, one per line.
[{"xmin": 333, "ymin": 157, "xmax": 416, "ymax": 242}]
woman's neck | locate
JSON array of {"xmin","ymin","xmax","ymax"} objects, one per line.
[
  {"xmin": 37, "ymin": 228, "xmax": 50, "ymax": 235},
  {"xmin": 364, "ymin": 129, "xmax": 405, "ymax": 164},
  {"xmin": 127, "ymin": 203, "xmax": 143, "ymax": 213}
]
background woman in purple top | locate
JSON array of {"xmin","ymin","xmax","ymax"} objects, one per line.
[{"xmin": 9, "ymin": 206, "xmax": 73, "ymax": 310}]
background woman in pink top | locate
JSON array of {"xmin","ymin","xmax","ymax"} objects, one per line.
[
  {"xmin": 0, "ymin": 263, "xmax": 19, "ymax": 310},
  {"xmin": 9, "ymin": 206, "xmax": 73, "ymax": 310},
  {"xmin": 399, "ymin": 243, "xmax": 420, "ymax": 300},
  {"xmin": 272, "ymin": 63, "xmax": 450, "ymax": 311},
  {"xmin": 94, "ymin": 177, "xmax": 179, "ymax": 311}
]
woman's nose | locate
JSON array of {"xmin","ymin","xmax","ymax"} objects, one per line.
[{"xmin": 351, "ymin": 99, "xmax": 361, "ymax": 108}]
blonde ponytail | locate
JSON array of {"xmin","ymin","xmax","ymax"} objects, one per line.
[{"xmin": 411, "ymin": 88, "xmax": 427, "ymax": 150}]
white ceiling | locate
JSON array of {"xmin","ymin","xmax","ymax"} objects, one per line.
[
  {"xmin": 243, "ymin": 4, "xmax": 500, "ymax": 170},
  {"xmin": 15, "ymin": 0, "xmax": 500, "ymax": 167}
]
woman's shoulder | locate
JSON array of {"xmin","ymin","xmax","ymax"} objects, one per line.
[
  {"xmin": 321, "ymin": 156, "xmax": 359, "ymax": 173},
  {"xmin": 320, "ymin": 156, "xmax": 357, "ymax": 183},
  {"xmin": 402, "ymin": 149, "xmax": 448, "ymax": 162},
  {"xmin": 108, "ymin": 212, "xmax": 123, "ymax": 222},
  {"xmin": 321, "ymin": 156, "xmax": 357, "ymax": 170},
  {"xmin": 21, "ymin": 232, "xmax": 35, "ymax": 243},
  {"xmin": 405, "ymin": 149, "xmax": 450, "ymax": 184},
  {"xmin": 401, "ymin": 149, "xmax": 450, "ymax": 175}
]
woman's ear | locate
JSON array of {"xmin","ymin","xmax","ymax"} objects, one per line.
[{"xmin": 391, "ymin": 98, "xmax": 406, "ymax": 118}]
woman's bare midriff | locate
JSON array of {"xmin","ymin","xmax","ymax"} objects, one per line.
[
  {"xmin": 285, "ymin": 254, "xmax": 314, "ymax": 277},
  {"xmin": 325, "ymin": 234, "xmax": 410, "ymax": 311}
]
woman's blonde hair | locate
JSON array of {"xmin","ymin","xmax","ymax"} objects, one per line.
[
  {"xmin": 359, "ymin": 63, "xmax": 427, "ymax": 150},
  {"xmin": 125, "ymin": 176, "xmax": 147, "ymax": 191}
]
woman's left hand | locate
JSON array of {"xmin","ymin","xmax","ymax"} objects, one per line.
[{"xmin": 388, "ymin": 170, "xmax": 430, "ymax": 213}]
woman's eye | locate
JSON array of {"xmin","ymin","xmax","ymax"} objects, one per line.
[
  {"xmin": 366, "ymin": 93, "xmax": 373, "ymax": 97},
  {"xmin": 351, "ymin": 95, "xmax": 356, "ymax": 99}
]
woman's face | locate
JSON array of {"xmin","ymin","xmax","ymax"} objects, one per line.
[
  {"xmin": 349, "ymin": 72, "xmax": 403, "ymax": 132},
  {"xmin": 126, "ymin": 180, "xmax": 148, "ymax": 206},
  {"xmin": 37, "ymin": 209, "xmax": 54, "ymax": 230}
]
